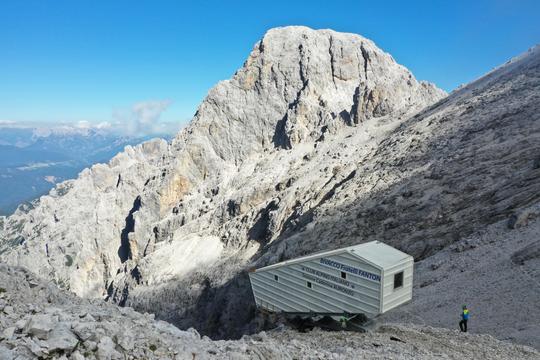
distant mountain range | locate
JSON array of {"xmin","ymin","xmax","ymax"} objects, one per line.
[{"xmin": 0, "ymin": 125, "xmax": 169, "ymax": 215}]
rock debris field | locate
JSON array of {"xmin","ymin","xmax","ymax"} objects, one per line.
[{"xmin": 1, "ymin": 263, "xmax": 539, "ymax": 359}]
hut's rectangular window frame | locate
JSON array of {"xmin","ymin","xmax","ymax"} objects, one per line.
[{"xmin": 394, "ymin": 271, "xmax": 404, "ymax": 289}]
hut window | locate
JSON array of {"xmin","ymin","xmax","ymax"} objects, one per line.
[
  {"xmin": 394, "ymin": 272, "xmax": 404, "ymax": 289},
  {"xmin": 307, "ymin": 281, "xmax": 312, "ymax": 288},
  {"xmin": 274, "ymin": 275, "xmax": 278, "ymax": 281},
  {"xmin": 341, "ymin": 271, "xmax": 347, "ymax": 279}
]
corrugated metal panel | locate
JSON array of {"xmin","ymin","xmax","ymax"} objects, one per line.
[
  {"xmin": 349, "ymin": 241, "xmax": 411, "ymax": 270},
  {"xmin": 331, "ymin": 252, "xmax": 381, "ymax": 275},
  {"xmin": 251, "ymin": 269, "xmax": 373, "ymax": 313},
  {"xmin": 384, "ymin": 257, "xmax": 413, "ymax": 272},
  {"xmin": 381, "ymin": 258, "xmax": 414, "ymax": 313},
  {"xmin": 255, "ymin": 241, "xmax": 411, "ymax": 273},
  {"xmin": 254, "ymin": 249, "xmax": 361, "ymax": 272},
  {"xmin": 249, "ymin": 241, "xmax": 414, "ymax": 316},
  {"xmin": 250, "ymin": 252, "xmax": 382, "ymax": 315},
  {"xmin": 252, "ymin": 276, "xmax": 341, "ymax": 313}
]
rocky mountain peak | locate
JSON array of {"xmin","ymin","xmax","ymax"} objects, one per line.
[{"xmin": 181, "ymin": 26, "xmax": 444, "ymax": 162}]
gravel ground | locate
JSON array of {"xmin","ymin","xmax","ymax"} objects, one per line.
[
  {"xmin": 381, "ymin": 216, "xmax": 540, "ymax": 349},
  {"xmin": 1, "ymin": 263, "xmax": 539, "ymax": 359}
]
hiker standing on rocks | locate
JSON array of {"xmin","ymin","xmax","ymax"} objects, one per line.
[{"xmin": 459, "ymin": 305, "xmax": 469, "ymax": 332}]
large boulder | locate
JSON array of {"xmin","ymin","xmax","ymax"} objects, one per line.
[{"xmin": 24, "ymin": 314, "xmax": 56, "ymax": 340}]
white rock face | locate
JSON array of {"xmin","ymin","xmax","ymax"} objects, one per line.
[
  {"xmin": 1, "ymin": 26, "xmax": 539, "ymax": 349},
  {"xmin": 1, "ymin": 138, "xmax": 170, "ymax": 298}
]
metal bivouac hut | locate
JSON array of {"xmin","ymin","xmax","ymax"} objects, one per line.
[{"xmin": 248, "ymin": 241, "xmax": 413, "ymax": 318}]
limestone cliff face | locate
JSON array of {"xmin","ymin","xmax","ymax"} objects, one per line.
[
  {"xmin": 0, "ymin": 26, "xmax": 445, "ymax": 302},
  {"xmin": 0, "ymin": 139, "xmax": 170, "ymax": 297}
]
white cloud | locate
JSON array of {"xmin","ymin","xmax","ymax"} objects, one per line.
[
  {"xmin": 114, "ymin": 99, "xmax": 175, "ymax": 136},
  {"xmin": 0, "ymin": 120, "xmax": 16, "ymax": 126},
  {"xmin": 95, "ymin": 121, "xmax": 112, "ymax": 130},
  {"xmin": 133, "ymin": 100, "xmax": 172, "ymax": 127},
  {"xmin": 0, "ymin": 99, "xmax": 181, "ymax": 138},
  {"xmin": 75, "ymin": 120, "xmax": 91, "ymax": 129}
]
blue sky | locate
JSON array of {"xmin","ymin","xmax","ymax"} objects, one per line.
[{"xmin": 0, "ymin": 0, "xmax": 539, "ymax": 128}]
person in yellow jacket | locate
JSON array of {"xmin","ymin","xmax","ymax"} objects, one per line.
[{"xmin": 459, "ymin": 305, "xmax": 469, "ymax": 332}]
